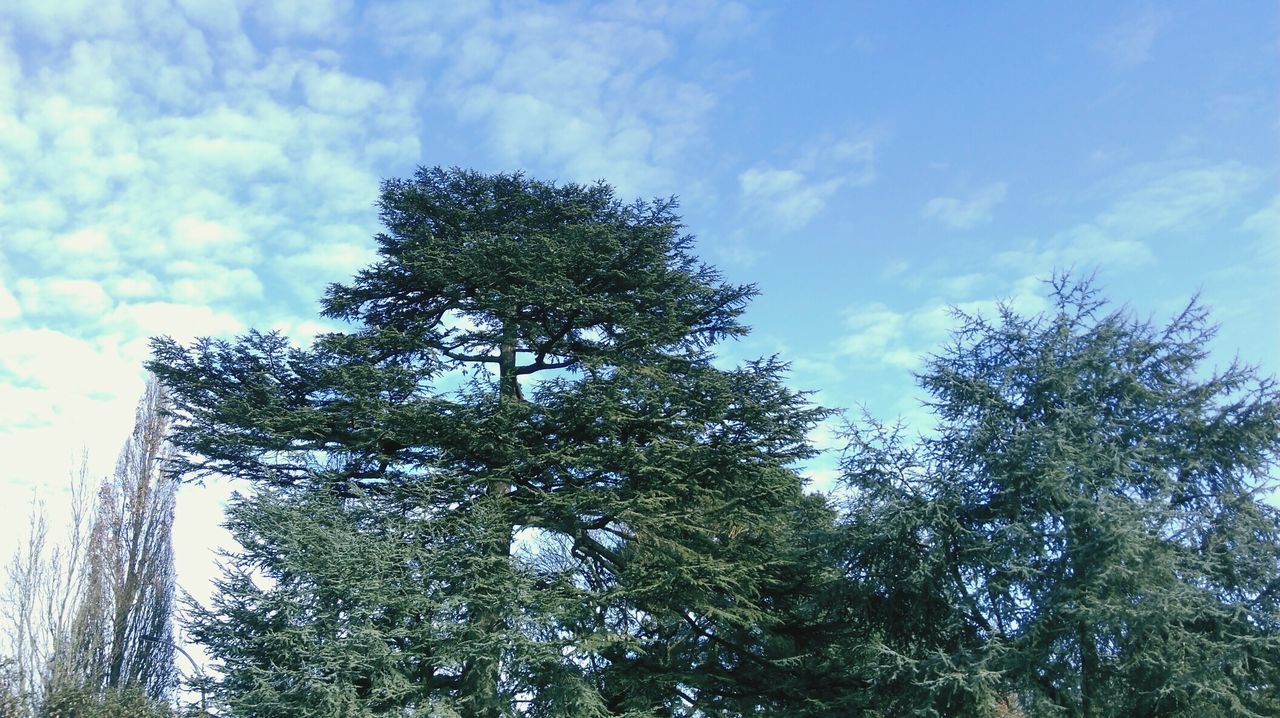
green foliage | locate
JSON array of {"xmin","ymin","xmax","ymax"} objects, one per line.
[
  {"xmin": 152, "ymin": 168, "xmax": 829, "ymax": 716},
  {"xmin": 840, "ymin": 277, "xmax": 1280, "ymax": 717},
  {"xmin": 149, "ymin": 168, "xmax": 1280, "ymax": 717}
]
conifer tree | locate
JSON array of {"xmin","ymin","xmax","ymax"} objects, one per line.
[
  {"xmin": 150, "ymin": 168, "xmax": 828, "ymax": 717},
  {"xmin": 840, "ymin": 277, "xmax": 1280, "ymax": 717}
]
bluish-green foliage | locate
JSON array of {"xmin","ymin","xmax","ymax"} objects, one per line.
[{"xmin": 840, "ymin": 277, "xmax": 1280, "ymax": 717}]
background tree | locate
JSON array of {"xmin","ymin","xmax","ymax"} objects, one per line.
[
  {"xmin": 74, "ymin": 377, "xmax": 179, "ymax": 700},
  {"xmin": 840, "ymin": 277, "xmax": 1280, "ymax": 717},
  {"xmin": 0, "ymin": 379, "xmax": 178, "ymax": 717},
  {"xmin": 152, "ymin": 167, "xmax": 830, "ymax": 717},
  {"xmin": 1, "ymin": 461, "xmax": 97, "ymax": 715}
]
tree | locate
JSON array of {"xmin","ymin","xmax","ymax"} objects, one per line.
[
  {"xmin": 0, "ymin": 379, "xmax": 179, "ymax": 717},
  {"xmin": 1, "ymin": 461, "xmax": 98, "ymax": 715},
  {"xmin": 150, "ymin": 168, "xmax": 829, "ymax": 717},
  {"xmin": 75, "ymin": 377, "xmax": 179, "ymax": 701},
  {"xmin": 840, "ymin": 277, "xmax": 1280, "ymax": 717}
]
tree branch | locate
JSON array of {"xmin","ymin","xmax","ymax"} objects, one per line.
[
  {"xmin": 515, "ymin": 358, "xmax": 576, "ymax": 375},
  {"xmin": 441, "ymin": 349, "xmax": 500, "ymax": 363}
]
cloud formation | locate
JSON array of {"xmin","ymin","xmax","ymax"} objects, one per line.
[
  {"xmin": 0, "ymin": 1, "xmax": 426, "ymax": 574},
  {"xmin": 998, "ymin": 161, "xmax": 1260, "ymax": 272},
  {"xmin": 739, "ymin": 168, "xmax": 845, "ymax": 230},
  {"xmin": 922, "ymin": 182, "xmax": 1008, "ymax": 229},
  {"xmin": 738, "ymin": 133, "xmax": 880, "ymax": 230},
  {"xmin": 365, "ymin": 1, "xmax": 751, "ymax": 197}
]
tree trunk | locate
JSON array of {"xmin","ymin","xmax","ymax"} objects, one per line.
[
  {"xmin": 459, "ymin": 320, "xmax": 521, "ymax": 718},
  {"xmin": 1069, "ymin": 511, "xmax": 1098, "ymax": 718}
]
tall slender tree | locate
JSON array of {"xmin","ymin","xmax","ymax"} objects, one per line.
[
  {"xmin": 840, "ymin": 277, "xmax": 1280, "ymax": 717},
  {"xmin": 151, "ymin": 168, "xmax": 828, "ymax": 716},
  {"xmin": 75, "ymin": 377, "xmax": 179, "ymax": 700}
]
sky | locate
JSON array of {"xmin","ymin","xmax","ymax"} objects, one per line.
[{"xmin": 1, "ymin": 0, "xmax": 1277, "ymax": 669}]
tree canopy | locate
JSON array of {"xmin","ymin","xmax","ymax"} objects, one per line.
[
  {"xmin": 840, "ymin": 277, "xmax": 1280, "ymax": 717},
  {"xmin": 150, "ymin": 168, "xmax": 829, "ymax": 717}
]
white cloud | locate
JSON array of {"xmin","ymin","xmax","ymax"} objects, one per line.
[
  {"xmin": 1097, "ymin": 162, "xmax": 1260, "ymax": 235},
  {"xmin": 0, "ymin": 329, "xmax": 144, "ymax": 446},
  {"xmin": 834, "ymin": 273, "xmax": 1051, "ymax": 374},
  {"xmin": 999, "ymin": 162, "xmax": 1259, "ymax": 273},
  {"xmin": 269, "ymin": 316, "xmax": 345, "ymax": 345},
  {"xmin": 881, "ymin": 259, "xmax": 910, "ymax": 279},
  {"xmin": 836, "ymin": 302, "xmax": 922, "ymax": 369},
  {"xmin": 104, "ymin": 272, "xmax": 163, "ymax": 300},
  {"xmin": 290, "ymin": 238, "xmax": 378, "ymax": 274},
  {"xmin": 0, "ymin": 278, "xmax": 20, "ymax": 320},
  {"xmin": 1241, "ymin": 195, "xmax": 1279, "ymax": 236},
  {"xmin": 300, "ymin": 64, "xmax": 386, "ymax": 115},
  {"xmin": 367, "ymin": 1, "xmax": 742, "ymax": 196},
  {"xmin": 248, "ymin": 0, "xmax": 355, "ymax": 40},
  {"xmin": 938, "ymin": 272, "xmax": 990, "ymax": 297},
  {"xmin": 15, "ymin": 277, "xmax": 113, "ymax": 319},
  {"xmin": 2, "ymin": 0, "xmax": 133, "ymax": 44},
  {"xmin": 737, "ymin": 131, "xmax": 882, "ymax": 231},
  {"xmin": 169, "ymin": 215, "xmax": 258, "ymax": 264},
  {"xmin": 0, "ymin": 113, "xmax": 39, "ymax": 156},
  {"xmin": 739, "ymin": 168, "xmax": 844, "ymax": 230},
  {"xmin": 803, "ymin": 466, "xmax": 840, "ymax": 493},
  {"xmin": 922, "ymin": 182, "xmax": 1008, "ymax": 229},
  {"xmin": 0, "ymin": 1, "xmax": 430, "ymax": 593},
  {"xmin": 713, "ymin": 241, "xmax": 764, "ymax": 268},
  {"xmin": 804, "ymin": 135, "xmax": 880, "ymax": 186},
  {"xmin": 107, "ymin": 301, "xmax": 243, "ymax": 343},
  {"xmin": 173, "ymin": 0, "xmax": 242, "ymax": 37},
  {"xmin": 807, "ymin": 418, "xmax": 845, "ymax": 454},
  {"xmin": 170, "ymin": 267, "xmax": 264, "ymax": 305}
]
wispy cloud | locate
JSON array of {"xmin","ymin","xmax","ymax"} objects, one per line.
[
  {"xmin": 0, "ymin": 278, "xmax": 18, "ymax": 320},
  {"xmin": 737, "ymin": 132, "xmax": 881, "ymax": 230},
  {"xmin": 1097, "ymin": 162, "xmax": 1259, "ymax": 235},
  {"xmin": 248, "ymin": 0, "xmax": 355, "ymax": 41},
  {"xmin": 998, "ymin": 161, "xmax": 1260, "ymax": 272},
  {"xmin": 366, "ymin": 1, "xmax": 752, "ymax": 197},
  {"xmin": 834, "ymin": 302, "xmax": 916, "ymax": 368},
  {"xmin": 922, "ymin": 182, "xmax": 1008, "ymax": 229},
  {"xmin": 1241, "ymin": 194, "xmax": 1279, "ymax": 246},
  {"xmin": 739, "ymin": 168, "xmax": 845, "ymax": 230}
]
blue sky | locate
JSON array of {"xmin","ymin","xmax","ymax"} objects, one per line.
[{"xmin": 0, "ymin": 0, "xmax": 1276, "ymax": 634}]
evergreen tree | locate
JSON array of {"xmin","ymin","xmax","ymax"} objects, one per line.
[
  {"xmin": 150, "ymin": 168, "xmax": 828, "ymax": 717},
  {"xmin": 840, "ymin": 277, "xmax": 1280, "ymax": 717}
]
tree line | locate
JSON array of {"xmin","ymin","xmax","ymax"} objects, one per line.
[{"xmin": 6, "ymin": 167, "xmax": 1277, "ymax": 717}]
